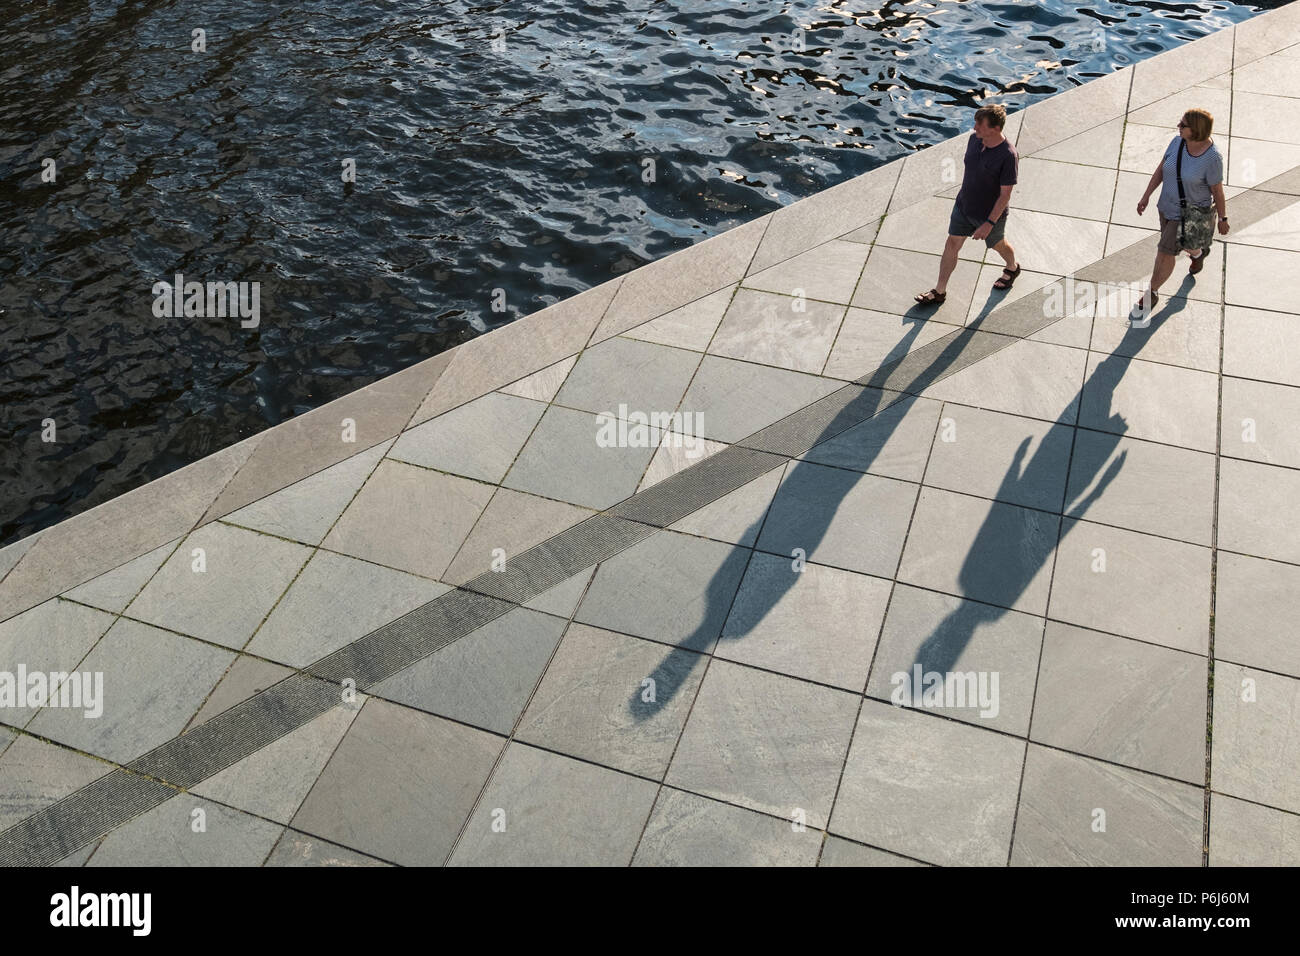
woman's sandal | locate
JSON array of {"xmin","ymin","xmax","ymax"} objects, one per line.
[
  {"xmin": 914, "ymin": 288, "xmax": 946, "ymax": 305},
  {"xmin": 1189, "ymin": 246, "xmax": 1210, "ymax": 275},
  {"xmin": 993, "ymin": 264, "xmax": 1022, "ymax": 290}
]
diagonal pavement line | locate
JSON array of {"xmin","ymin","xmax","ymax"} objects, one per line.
[{"xmin": 3, "ymin": 167, "xmax": 1298, "ymax": 868}]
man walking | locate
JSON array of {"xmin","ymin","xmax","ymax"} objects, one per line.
[{"xmin": 915, "ymin": 104, "xmax": 1021, "ymax": 306}]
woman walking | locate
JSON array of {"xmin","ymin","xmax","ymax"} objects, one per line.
[{"xmin": 1133, "ymin": 108, "xmax": 1229, "ymax": 323}]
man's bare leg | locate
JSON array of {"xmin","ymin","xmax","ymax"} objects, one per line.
[
  {"xmin": 934, "ymin": 234, "xmax": 965, "ymax": 294},
  {"xmin": 991, "ymin": 238, "xmax": 1018, "ymax": 273}
]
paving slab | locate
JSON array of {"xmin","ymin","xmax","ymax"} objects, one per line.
[
  {"xmin": 188, "ymin": 655, "xmax": 294, "ymax": 727},
  {"xmin": 516, "ymin": 622, "xmax": 704, "ymax": 778},
  {"xmin": 499, "ymin": 354, "xmax": 578, "ymax": 403},
  {"xmin": 370, "ymin": 606, "xmax": 566, "ymax": 735},
  {"xmin": 291, "ymin": 697, "xmax": 503, "ymax": 866},
  {"xmin": 864, "ymin": 583, "xmax": 1043, "ymax": 736},
  {"xmin": 1078, "ymin": 352, "xmax": 1219, "ymax": 453},
  {"xmin": 874, "ymin": 196, "xmax": 989, "ymax": 262},
  {"xmin": 1031, "ymin": 622, "xmax": 1207, "ymax": 783},
  {"xmin": 850, "ymin": 245, "xmax": 981, "ymax": 325},
  {"xmin": 676, "ymin": 354, "xmax": 844, "ymax": 444},
  {"xmin": 265, "ymin": 830, "xmax": 391, "ymax": 867},
  {"xmin": 1220, "ymin": 377, "xmax": 1300, "ymax": 469},
  {"xmin": 1223, "ymin": 303, "xmax": 1300, "ymax": 384},
  {"xmin": 831, "ymin": 700, "xmax": 1023, "ymax": 866},
  {"xmin": 323, "ymin": 458, "xmax": 494, "ymax": 578},
  {"xmin": 819, "ymin": 836, "xmax": 928, "ymax": 867},
  {"xmin": 800, "ymin": 392, "xmax": 942, "ymax": 483},
  {"xmin": 1224, "ymin": 246, "xmax": 1300, "ymax": 314},
  {"xmin": 1208, "ymin": 793, "xmax": 1300, "ymax": 866},
  {"xmin": 1211, "ymin": 662, "xmax": 1300, "ymax": 815},
  {"xmin": 442, "ymin": 487, "xmax": 594, "ymax": 585},
  {"xmin": 919, "ymin": 337, "xmax": 1086, "ymax": 424},
  {"xmin": 1089, "ymin": 294, "xmax": 1222, "ymax": 372},
  {"xmin": 1010, "ymin": 744, "xmax": 1204, "ymax": 866},
  {"xmin": 87, "ymin": 794, "xmax": 283, "ymax": 867},
  {"xmin": 633, "ymin": 787, "xmax": 822, "ymax": 866},
  {"xmin": 246, "ymin": 550, "xmax": 447, "ymax": 667},
  {"xmin": 127, "ymin": 521, "xmax": 312, "ymax": 650},
  {"xmin": 0, "ymin": 598, "xmax": 115, "ymax": 728},
  {"xmin": 756, "ymin": 461, "xmax": 917, "ymax": 580},
  {"xmin": 621, "ymin": 284, "xmax": 735, "ymax": 353},
  {"xmin": 822, "ymin": 310, "xmax": 955, "ymax": 381},
  {"xmin": 450, "ymin": 741, "xmax": 659, "ymax": 866},
  {"xmin": 667, "ymin": 466, "xmax": 785, "ymax": 548},
  {"xmin": 27, "ymin": 618, "xmax": 234, "ymax": 764},
  {"xmin": 388, "ymin": 392, "xmax": 545, "ymax": 483},
  {"xmin": 665, "ymin": 659, "xmax": 859, "ymax": 829},
  {"xmin": 716, "ymin": 551, "xmax": 891, "ymax": 692},
  {"xmin": 742, "ymin": 238, "xmax": 871, "ymax": 306},
  {"xmin": 554, "ymin": 335, "xmax": 702, "ymax": 417},
  {"xmin": 0, "ymin": 734, "xmax": 109, "ymax": 832},
  {"xmin": 1217, "ymin": 456, "xmax": 1300, "ymax": 565},
  {"xmin": 898, "ymin": 486, "xmax": 1058, "ymax": 615},
  {"xmin": 1048, "ymin": 518, "xmax": 1211, "ymax": 655},
  {"xmin": 63, "ymin": 540, "xmax": 179, "ymax": 614},
  {"xmin": 1213, "ymin": 551, "xmax": 1300, "ymax": 679},
  {"xmin": 708, "ymin": 288, "xmax": 846, "ymax": 374}
]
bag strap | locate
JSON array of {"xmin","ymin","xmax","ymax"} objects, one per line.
[{"xmin": 1175, "ymin": 139, "xmax": 1187, "ymax": 246}]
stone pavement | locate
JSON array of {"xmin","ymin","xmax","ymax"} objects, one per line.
[{"xmin": 3, "ymin": 5, "xmax": 1300, "ymax": 866}]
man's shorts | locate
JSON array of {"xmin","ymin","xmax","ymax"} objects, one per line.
[
  {"xmin": 1157, "ymin": 213, "xmax": 1184, "ymax": 256},
  {"xmin": 949, "ymin": 201, "xmax": 1007, "ymax": 246}
]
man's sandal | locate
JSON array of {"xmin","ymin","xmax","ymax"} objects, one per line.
[
  {"xmin": 1189, "ymin": 247, "xmax": 1210, "ymax": 275},
  {"xmin": 914, "ymin": 288, "xmax": 946, "ymax": 305},
  {"xmin": 993, "ymin": 264, "xmax": 1022, "ymax": 290}
]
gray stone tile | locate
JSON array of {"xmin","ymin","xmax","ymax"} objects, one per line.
[
  {"xmin": 1225, "ymin": 247, "xmax": 1300, "ymax": 316},
  {"xmin": 801, "ymin": 392, "xmax": 942, "ymax": 483},
  {"xmin": 822, "ymin": 309, "xmax": 956, "ymax": 382},
  {"xmin": 633, "ymin": 787, "xmax": 822, "ymax": 866},
  {"xmin": 831, "ymin": 700, "xmax": 1023, "ymax": 866},
  {"xmin": 1223, "ymin": 304, "xmax": 1300, "ymax": 385},
  {"xmin": 451, "ymin": 742, "xmax": 659, "ymax": 866},
  {"xmin": 743, "ymin": 238, "xmax": 871, "ymax": 305},
  {"xmin": 596, "ymin": 216, "xmax": 769, "ymax": 341},
  {"xmin": 875, "ymin": 196, "xmax": 989, "ymax": 261},
  {"xmin": 188, "ymin": 655, "xmax": 294, "ymax": 727},
  {"xmin": 717, "ymin": 551, "xmax": 891, "ymax": 691},
  {"xmin": 920, "ymin": 338, "xmax": 1086, "ymax": 425},
  {"xmin": 850, "ymin": 245, "xmax": 982, "ymax": 325},
  {"xmin": 554, "ymin": 335, "xmax": 702, "ymax": 418},
  {"xmin": 1120, "ymin": 123, "xmax": 1192, "ymax": 175},
  {"xmin": 1209, "ymin": 793, "xmax": 1300, "ymax": 866},
  {"xmin": 323, "ymin": 458, "xmax": 494, "ymax": 579},
  {"xmin": 675, "ymin": 354, "xmax": 844, "ymax": 444},
  {"xmin": 414, "ymin": 280, "xmax": 618, "ymax": 423},
  {"xmin": 1233, "ymin": 89, "xmax": 1300, "ymax": 145},
  {"xmin": 1225, "ymin": 199, "xmax": 1300, "ymax": 253},
  {"xmin": 966, "ymin": 267, "xmax": 1071, "ymax": 329},
  {"xmin": 1, "ymin": 432, "xmax": 261, "ymax": 625},
  {"xmin": 223, "ymin": 441, "xmax": 391, "ymax": 546},
  {"xmin": 1013, "ymin": 158, "xmax": 1117, "ymax": 221},
  {"xmin": 516, "ymin": 622, "xmax": 704, "ymax": 777},
  {"xmin": 708, "ymin": 288, "xmax": 846, "ymax": 374},
  {"xmin": 1217, "ymin": 457, "xmax": 1300, "ymax": 564},
  {"xmin": 88, "ymin": 794, "xmax": 282, "ymax": 867},
  {"xmin": 637, "ymin": 429, "xmax": 728, "ymax": 492},
  {"xmin": 206, "ymin": 351, "xmax": 453, "ymax": 523},
  {"xmin": 1079, "ymin": 352, "xmax": 1219, "ymax": 452},
  {"xmin": 388, "ymin": 392, "xmax": 545, "ymax": 483},
  {"xmin": 193, "ymin": 700, "xmax": 364, "ymax": 824},
  {"xmin": 442, "ymin": 487, "xmax": 593, "ymax": 585},
  {"xmin": 1031, "ymin": 622, "xmax": 1207, "ymax": 783},
  {"xmin": 127, "ymin": 521, "xmax": 312, "ymax": 650},
  {"xmin": 1109, "ymin": 171, "xmax": 1165, "ymax": 230},
  {"xmin": 888, "ymin": 134, "xmax": 974, "ymax": 213},
  {"xmin": 371, "ymin": 607, "xmax": 566, "ymax": 736},
  {"xmin": 0, "ymin": 599, "xmax": 115, "ymax": 727},
  {"xmin": 1065, "ymin": 432, "xmax": 1216, "ymax": 545},
  {"xmin": 247, "ymin": 550, "xmax": 447, "ymax": 668},
  {"xmin": 1221, "ymin": 377, "xmax": 1300, "ymax": 469},
  {"xmin": 865, "ymin": 584, "xmax": 1043, "ymax": 737},
  {"xmin": 501, "ymin": 404, "xmax": 659, "ymax": 510},
  {"xmin": 622, "ymin": 285, "xmax": 735, "ymax": 353},
  {"xmin": 1017, "ymin": 70, "xmax": 1130, "ymax": 154},
  {"xmin": 750, "ymin": 165, "xmax": 897, "ymax": 274},
  {"xmin": 1214, "ymin": 551, "xmax": 1300, "ymax": 679},
  {"xmin": 1212, "ymin": 662, "xmax": 1300, "ymax": 814},
  {"xmin": 28, "ymin": 618, "xmax": 233, "ymax": 764},
  {"xmin": 1130, "ymin": 28, "xmax": 1234, "ymax": 111},
  {"xmin": 63, "ymin": 540, "xmax": 179, "ymax": 614},
  {"xmin": 665, "ymin": 660, "xmax": 859, "ymax": 828},
  {"xmin": 264, "ymin": 830, "xmax": 392, "ymax": 867},
  {"xmin": 898, "ymin": 486, "xmax": 1058, "ymax": 615},
  {"xmin": 0, "ymin": 734, "xmax": 109, "ymax": 832},
  {"xmin": 819, "ymin": 836, "xmax": 928, "ymax": 867},
  {"xmin": 1030, "ymin": 116, "xmax": 1125, "ymax": 168},
  {"xmin": 575, "ymin": 530, "xmax": 750, "ymax": 652},
  {"xmin": 292, "ymin": 697, "xmax": 502, "ymax": 866},
  {"xmin": 988, "ymin": 208, "xmax": 1108, "ymax": 276},
  {"xmin": 667, "ymin": 466, "xmax": 785, "ymax": 548},
  {"xmin": 499, "ymin": 355, "xmax": 577, "ymax": 403},
  {"xmin": 924, "ymin": 406, "xmax": 1072, "ymax": 513},
  {"xmin": 1235, "ymin": 5, "xmax": 1300, "ymax": 66},
  {"xmin": 1089, "ymin": 295, "xmax": 1222, "ymax": 373},
  {"xmin": 1010, "ymin": 744, "xmax": 1203, "ymax": 866},
  {"xmin": 1225, "ymin": 136, "xmax": 1300, "ymax": 190},
  {"xmin": 522, "ymin": 568, "xmax": 594, "ymax": 618},
  {"xmin": 756, "ymin": 461, "xmax": 917, "ymax": 580},
  {"xmin": 0, "ymin": 534, "xmax": 38, "ymax": 587},
  {"xmin": 1049, "ymin": 518, "xmax": 1210, "ymax": 654}
]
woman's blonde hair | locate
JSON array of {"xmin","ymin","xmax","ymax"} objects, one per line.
[{"xmin": 1183, "ymin": 108, "xmax": 1214, "ymax": 141}]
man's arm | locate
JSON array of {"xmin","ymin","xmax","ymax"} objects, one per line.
[{"xmin": 986, "ymin": 184, "xmax": 1014, "ymax": 222}]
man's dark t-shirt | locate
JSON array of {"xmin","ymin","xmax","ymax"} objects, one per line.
[{"xmin": 955, "ymin": 133, "xmax": 1018, "ymax": 222}]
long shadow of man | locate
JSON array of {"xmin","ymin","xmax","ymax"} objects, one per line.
[{"xmin": 629, "ymin": 270, "xmax": 1195, "ymax": 723}]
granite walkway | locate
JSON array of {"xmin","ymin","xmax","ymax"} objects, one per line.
[{"xmin": 3, "ymin": 5, "xmax": 1300, "ymax": 866}]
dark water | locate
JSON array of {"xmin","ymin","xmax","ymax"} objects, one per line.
[{"xmin": 0, "ymin": 0, "xmax": 1275, "ymax": 548}]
